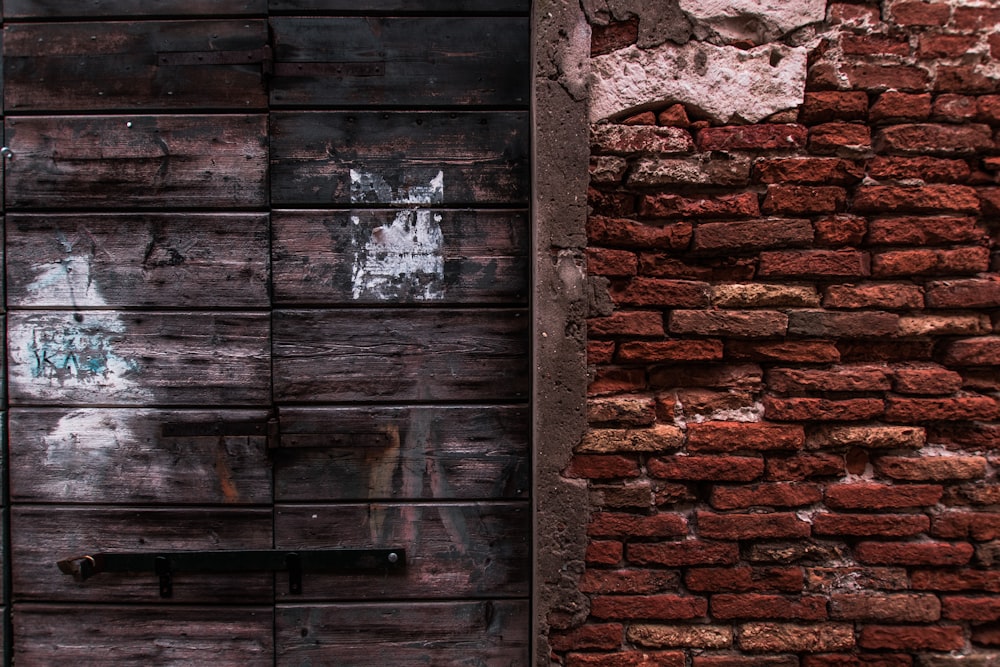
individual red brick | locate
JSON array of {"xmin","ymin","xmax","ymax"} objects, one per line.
[
  {"xmin": 623, "ymin": 111, "xmax": 657, "ymax": 126},
  {"xmin": 627, "ymin": 155, "xmax": 752, "ymax": 188},
  {"xmin": 727, "ymin": 340, "xmax": 841, "ymax": 363},
  {"xmin": 650, "ymin": 363, "xmax": 763, "ymax": 390},
  {"xmin": 848, "ymin": 64, "xmax": 933, "ymax": 93},
  {"xmin": 953, "ymin": 5, "xmax": 1000, "ymax": 30},
  {"xmin": 931, "ymin": 512, "xmax": 1000, "ymax": 541},
  {"xmin": 946, "ymin": 483, "xmax": 1000, "ymax": 507},
  {"xmin": 764, "ymin": 397, "xmax": 884, "ymax": 422},
  {"xmin": 929, "ymin": 422, "xmax": 1000, "ymax": 449},
  {"xmin": 588, "ymin": 396, "xmax": 656, "ymax": 426},
  {"xmin": 617, "ymin": 340, "xmax": 724, "ymax": 364},
  {"xmin": 979, "ymin": 95, "xmax": 1000, "ymax": 123},
  {"xmin": 855, "ymin": 541, "xmax": 974, "ymax": 566},
  {"xmin": 825, "ymin": 483, "xmax": 943, "ymax": 509},
  {"xmin": 767, "ymin": 365, "xmax": 891, "ymax": 393},
  {"xmin": 697, "ymin": 124, "xmax": 807, "ymax": 151},
  {"xmin": 687, "ymin": 423, "xmax": 805, "ymax": 453},
  {"xmin": 973, "ymin": 624, "xmax": 1000, "ymax": 648},
  {"xmin": 838, "ymin": 339, "xmax": 935, "ymax": 362},
  {"xmin": 586, "ymin": 540, "xmax": 624, "ymax": 565},
  {"xmin": 800, "ymin": 92, "xmax": 870, "ymax": 124},
  {"xmin": 867, "ymin": 216, "xmax": 982, "ymax": 244},
  {"xmin": 919, "ymin": 34, "xmax": 979, "ymax": 58},
  {"xmin": 591, "ymin": 594, "xmax": 707, "ymax": 620},
  {"xmin": 823, "ymin": 283, "xmax": 924, "ymax": 310},
  {"xmin": 872, "ymin": 247, "xmax": 990, "ymax": 277},
  {"xmin": 648, "ymin": 455, "xmax": 763, "ymax": 482},
  {"xmin": 926, "ymin": 279, "xmax": 1000, "ymax": 308},
  {"xmin": 767, "ymin": 454, "xmax": 845, "ymax": 481},
  {"xmin": 591, "ymin": 124, "xmax": 695, "ymax": 155},
  {"xmin": 686, "ymin": 566, "xmax": 803, "ymax": 593},
  {"xmin": 867, "ymin": 156, "xmax": 971, "ymax": 183},
  {"xmin": 588, "ymin": 367, "xmax": 646, "ymax": 396},
  {"xmin": 712, "ymin": 594, "xmax": 828, "ymax": 621},
  {"xmin": 710, "ymin": 483, "xmax": 821, "ymax": 510},
  {"xmin": 551, "ymin": 623, "xmax": 624, "ymax": 652},
  {"xmin": 912, "ymin": 568, "xmax": 1000, "ymax": 592},
  {"xmin": 812, "ymin": 513, "xmax": 930, "ymax": 537},
  {"xmin": 639, "ymin": 192, "xmax": 761, "ymax": 220},
  {"xmin": 809, "ymin": 122, "xmax": 872, "ymax": 155},
  {"xmin": 892, "ymin": 364, "xmax": 963, "ymax": 395},
  {"xmin": 759, "ymin": 250, "xmax": 870, "ymax": 278},
  {"xmin": 876, "ymin": 124, "xmax": 994, "ymax": 156},
  {"xmin": 860, "ymin": 625, "xmax": 964, "ymax": 651},
  {"xmin": 932, "ymin": 93, "xmax": 979, "ymax": 122},
  {"xmin": 696, "ymin": 511, "xmax": 811, "ymax": 540},
  {"xmin": 589, "ymin": 512, "xmax": 688, "ymax": 539},
  {"xmin": 589, "ymin": 312, "xmax": 664, "ymax": 338},
  {"xmin": 884, "ymin": 395, "xmax": 1000, "ymax": 422},
  {"xmin": 566, "ymin": 650, "xmax": 685, "ymax": 667},
  {"xmin": 935, "ymin": 66, "xmax": 999, "ymax": 94},
  {"xmin": 610, "ymin": 278, "xmax": 709, "ymax": 307},
  {"xmin": 591, "ymin": 15, "xmax": 639, "ymax": 55},
  {"xmin": 658, "ymin": 104, "xmax": 690, "ymax": 128},
  {"xmin": 853, "ymin": 185, "xmax": 980, "ymax": 213},
  {"xmin": 697, "ymin": 656, "xmax": 798, "ymax": 667},
  {"xmin": 589, "ymin": 188, "xmax": 637, "ymax": 217},
  {"xmin": 945, "ymin": 337, "xmax": 1000, "ymax": 365},
  {"xmin": 638, "ymin": 254, "xmax": 754, "ymax": 281},
  {"xmin": 981, "ymin": 188, "xmax": 1000, "ymax": 216},
  {"xmin": 870, "ymin": 92, "xmax": 933, "ymax": 123},
  {"xmin": 755, "ymin": 157, "xmax": 865, "ymax": 185},
  {"xmin": 762, "ymin": 185, "xmax": 847, "ymax": 215},
  {"xmin": 588, "ymin": 248, "xmax": 637, "ymax": 277},
  {"xmin": 588, "ymin": 341, "xmax": 615, "ymax": 365},
  {"xmin": 739, "ymin": 623, "xmax": 855, "ymax": 653},
  {"xmin": 876, "ymin": 455, "xmax": 988, "ymax": 481},
  {"xmin": 890, "ymin": 2, "xmax": 951, "ymax": 26},
  {"xmin": 692, "ymin": 218, "xmax": 813, "ymax": 251},
  {"xmin": 668, "ymin": 310, "xmax": 788, "ymax": 338},
  {"xmin": 629, "ymin": 540, "xmax": 739, "ymax": 567},
  {"xmin": 805, "ymin": 567, "xmax": 911, "ymax": 593},
  {"xmin": 565, "ymin": 455, "xmax": 640, "ymax": 479},
  {"xmin": 579, "ymin": 568, "xmax": 681, "ymax": 595},
  {"xmin": 841, "ymin": 33, "xmax": 910, "ymax": 57},
  {"xmin": 813, "ymin": 214, "xmax": 867, "ymax": 246},
  {"xmin": 802, "ymin": 655, "xmax": 912, "ymax": 667},
  {"xmin": 588, "ymin": 216, "xmax": 693, "ymax": 250},
  {"xmin": 831, "ymin": 593, "xmax": 941, "ymax": 622},
  {"xmin": 787, "ymin": 310, "xmax": 899, "ymax": 337}
]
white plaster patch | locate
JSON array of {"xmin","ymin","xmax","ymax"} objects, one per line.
[
  {"xmin": 350, "ymin": 169, "xmax": 444, "ymax": 206},
  {"xmin": 589, "ymin": 41, "xmax": 809, "ymax": 124},
  {"xmin": 679, "ymin": 0, "xmax": 827, "ymax": 43}
]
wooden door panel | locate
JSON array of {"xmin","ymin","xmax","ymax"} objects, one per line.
[
  {"xmin": 277, "ymin": 600, "xmax": 530, "ymax": 666},
  {"xmin": 5, "ymin": 115, "xmax": 268, "ymax": 209},
  {"xmin": 274, "ymin": 405, "xmax": 529, "ymax": 501},
  {"xmin": 269, "ymin": 17, "xmax": 528, "ymax": 108},
  {"xmin": 275, "ymin": 502, "xmax": 529, "ymax": 599},
  {"xmin": 272, "ymin": 209, "xmax": 528, "ymax": 305},
  {"xmin": 12, "ymin": 507, "xmax": 274, "ymax": 603},
  {"xmin": 270, "ymin": 112, "xmax": 528, "ymax": 206},
  {"xmin": 7, "ymin": 213, "xmax": 269, "ymax": 308},
  {"xmin": 273, "ymin": 309, "xmax": 528, "ymax": 403},
  {"xmin": 8, "ymin": 311, "xmax": 270, "ymax": 405},
  {"xmin": 4, "ymin": 21, "xmax": 268, "ymax": 112},
  {"xmin": 4, "ymin": 1, "xmax": 267, "ymax": 18},
  {"xmin": 270, "ymin": 0, "xmax": 529, "ymax": 11},
  {"xmin": 15, "ymin": 604, "xmax": 273, "ymax": 666},
  {"xmin": 10, "ymin": 408, "xmax": 272, "ymax": 504}
]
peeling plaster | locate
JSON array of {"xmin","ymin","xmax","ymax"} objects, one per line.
[{"xmin": 679, "ymin": 0, "xmax": 828, "ymax": 44}]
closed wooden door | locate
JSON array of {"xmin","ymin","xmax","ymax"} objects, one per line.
[{"xmin": 2, "ymin": 2, "xmax": 530, "ymax": 664}]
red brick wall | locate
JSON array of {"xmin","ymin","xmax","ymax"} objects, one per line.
[{"xmin": 561, "ymin": 2, "xmax": 1000, "ymax": 664}]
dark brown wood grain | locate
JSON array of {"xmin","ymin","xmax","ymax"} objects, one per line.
[
  {"xmin": 269, "ymin": 17, "xmax": 528, "ymax": 108},
  {"xmin": 5, "ymin": 115, "xmax": 267, "ymax": 209},
  {"xmin": 275, "ymin": 502, "xmax": 529, "ymax": 599},
  {"xmin": 12, "ymin": 507, "xmax": 273, "ymax": 603},
  {"xmin": 8, "ymin": 311, "xmax": 270, "ymax": 406},
  {"xmin": 273, "ymin": 308, "xmax": 528, "ymax": 403},
  {"xmin": 269, "ymin": 0, "xmax": 529, "ymax": 12},
  {"xmin": 270, "ymin": 112, "xmax": 528, "ymax": 206},
  {"xmin": 7, "ymin": 213, "xmax": 269, "ymax": 308},
  {"xmin": 274, "ymin": 405, "xmax": 529, "ymax": 501},
  {"xmin": 5, "ymin": 21, "xmax": 268, "ymax": 111},
  {"xmin": 277, "ymin": 600, "xmax": 529, "ymax": 665},
  {"xmin": 272, "ymin": 209, "xmax": 527, "ymax": 304},
  {"xmin": 14, "ymin": 605, "xmax": 273, "ymax": 666},
  {"xmin": 4, "ymin": 0, "xmax": 266, "ymax": 18},
  {"xmin": 10, "ymin": 408, "xmax": 272, "ymax": 504}
]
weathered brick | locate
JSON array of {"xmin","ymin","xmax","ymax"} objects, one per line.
[
  {"xmin": 712, "ymin": 284, "xmax": 819, "ymax": 308},
  {"xmin": 935, "ymin": 66, "xmax": 999, "ymax": 95},
  {"xmin": 979, "ymin": 94, "xmax": 1000, "ymax": 123},
  {"xmin": 911, "ymin": 568, "xmax": 1000, "ymax": 593},
  {"xmin": 892, "ymin": 364, "xmax": 963, "ymax": 395},
  {"xmin": 628, "ymin": 155, "xmax": 751, "ymax": 187},
  {"xmin": 823, "ymin": 283, "xmax": 924, "ymax": 310},
  {"xmin": 688, "ymin": 423, "xmax": 805, "ymax": 453},
  {"xmin": 565, "ymin": 455, "xmax": 641, "ymax": 479},
  {"xmin": 763, "ymin": 185, "xmax": 847, "ymax": 215},
  {"xmin": 943, "ymin": 336, "xmax": 1000, "ymax": 366},
  {"xmin": 755, "ymin": 157, "xmax": 865, "ymax": 185},
  {"xmin": 588, "ymin": 247, "xmax": 638, "ymax": 276},
  {"xmin": 579, "ymin": 568, "xmax": 680, "ymax": 595},
  {"xmin": 739, "ymin": 622, "xmax": 855, "ymax": 653},
  {"xmin": 842, "ymin": 63, "xmax": 932, "ymax": 92},
  {"xmin": 926, "ymin": 278, "xmax": 1000, "ymax": 308},
  {"xmin": 628, "ymin": 540, "xmax": 739, "ymax": 567},
  {"xmin": 589, "ymin": 367, "xmax": 646, "ymax": 396},
  {"xmin": 551, "ymin": 623, "xmax": 624, "ymax": 652},
  {"xmin": 802, "ymin": 655, "xmax": 912, "ymax": 667},
  {"xmin": 859, "ymin": 625, "xmax": 964, "ymax": 651},
  {"xmin": 622, "ymin": 111, "xmax": 656, "ymax": 126},
  {"xmin": 697, "ymin": 124, "xmax": 808, "ymax": 151},
  {"xmin": 891, "ymin": 2, "xmax": 951, "ymax": 26},
  {"xmin": 947, "ymin": 483, "xmax": 1000, "ymax": 507},
  {"xmin": 692, "ymin": 218, "xmax": 813, "ymax": 252},
  {"xmin": 866, "ymin": 216, "xmax": 983, "ymax": 244},
  {"xmin": 919, "ymin": 34, "xmax": 980, "ymax": 59},
  {"xmin": 830, "ymin": 593, "xmax": 940, "ymax": 622},
  {"xmin": 767, "ymin": 365, "xmax": 891, "ymax": 393},
  {"xmin": 930, "ymin": 422, "xmax": 1000, "ymax": 449},
  {"xmin": 591, "ymin": 594, "xmax": 707, "ymax": 620},
  {"xmin": 787, "ymin": 310, "xmax": 899, "ymax": 337},
  {"xmin": 628, "ymin": 624, "xmax": 732, "ymax": 649},
  {"xmin": 696, "ymin": 511, "xmax": 811, "ymax": 540},
  {"xmin": 855, "ymin": 541, "xmax": 974, "ymax": 566},
  {"xmin": 588, "ymin": 396, "xmax": 656, "ymax": 426},
  {"xmin": 870, "ymin": 92, "xmax": 933, "ymax": 123},
  {"xmin": 876, "ymin": 455, "xmax": 988, "ymax": 481},
  {"xmin": 586, "ymin": 540, "xmax": 623, "ymax": 565},
  {"xmin": 765, "ymin": 397, "xmax": 884, "ymax": 422},
  {"xmin": 658, "ymin": 104, "xmax": 690, "ymax": 128},
  {"xmin": 591, "ymin": 124, "xmax": 695, "ymax": 155},
  {"xmin": 588, "ymin": 216, "xmax": 693, "ymax": 250},
  {"xmin": 767, "ymin": 454, "xmax": 845, "ymax": 481},
  {"xmin": 650, "ymin": 364, "xmax": 762, "ymax": 390},
  {"xmin": 589, "ymin": 312, "xmax": 663, "ymax": 338},
  {"xmin": 809, "ymin": 122, "xmax": 872, "ymax": 155},
  {"xmin": 712, "ymin": 593, "xmax": 828, "ymax": 621},
  {"xmin": 932, "ymin": 512, "xmax": 1000, "ymax": 541},
  {"xmin": 838, "ymin": 339, "xmax": 934, "ymax": 362},
  {"xmin": 648, "ymin": 455, "xmax": 763, "ymax": 482},
  {"xmin": 800, "ymin": 91, "xmax": 870, "ymax": 124},
  {"xmin": 589, "ymin": 512, "xmax": 687, "ymax": 538},
  {"xmin": 759, "ymin": 250, "xmax": 870, "ymax": 278},
  {"xmin": 814, "ymin": 214, "xmax": 867, "ymax": 246},
  {"xmin": 805, "ymin": 567, "xmax": 910, "ymax": 593},
  {"xmin": 592, "ymin": 480, "xmax": 657, "ymax": 510},
  {"xmin": 618, "ymin": 340, "xmax": 724, "ymax": 364},
  {"xmin": 828, "ymin": 3, "xmax": 882, "ymax": 28},
  {"xmin": 686, "ymin": 566, "xmax": 803, "ymax": 593},
  {"xmin": 639, "ymin": 192, "xmax": 761, "ymax": 220},
  {"xmin": 870, "ymin": 155, "xmax": 971, "ymax": 183},
  {"xmin": 877, "ymin": 123, "xmax": 994, "ymax": 156},
  {"xmin": 884, "ymin": 395, "xmax": 1000, "ymax": 422},
  {"xmin": 825, "ymin": 483, "xmax": 943, "ymax": 509},
  {"xmin": 898, "ymin": 314, "xmax": 991, "ymax": 336},
  {"xmin": 590, "ymin": 155, "xmax": 628, "ymax": 184},
  {"xmin": 638, "ymin": 254, "xmax": 755, "ymax": 281},
  {"xmin": 812, "ymin": 513, "xmax": 931, "ymax": 537},
  {"xmin": 841, "ymin": 33, "xmax": 910, "ymax": 57},
  {"xmin": 589, "ymin": 341, "xmax": 616, "ymax": 364},
  {"xmin": 932, "ymin": 94, "xmax": 979, "ymax": 123},
  {"xmin": 591, "ymin": 15, "xmax": 638, "ymax": 55},
  {"xmin": 872, "ymin": 247, "xmax": 990, "ymax": 277},
  {"xmin": 853, "ymin": 185, "xmax": 981, "ymax": 213},
  {"xmin": 610, "ymin": 278, "xmax": 710, "ymax": 307},
  {"xmin": 953, "ymin": 5, "xmax": 1000, "ymax": 30},
  {"xmin": 746, "ymin": 541, "xmax": 848, "ymax": 564},
  {"xmin": 727, "ymin": 340, "xmax": 841, "ymax": 363},
  {"xmin": 669, "ymin": 310, "xmax": 788, "ymax": 338},
  {"xmin": 566, "ymin": 650, "xmax": 685, "ymax": 667},
  {"xmin": 673, "ymin": 389, "xmax": 758, "ymax": 421},
  {"xmin": 579, "ymin": 425, "xmax": 686, "ymax": 454}
]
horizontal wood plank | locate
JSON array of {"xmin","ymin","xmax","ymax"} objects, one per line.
[
  {"xmin": 269, "ymin": 17, "xmax": 528, "ymax": 108},
  {"xmin": 277, "ymin": 600, "xmax": 529, "ymax": 665},
  {"xmin": 273, "ymin": 209, "xmax": 527, "ymax": 304},
  {"xmin": 14, "ymin": 605, "xmax": 272, "ymax": 666},
  {"xmin": 8, "ymin": 311, "xmax": 270, "ymax": 406},
  {"xmin": 270, "ymin": 112, "xmax": 528, "ymax": 206},
  {"xmin": 7, "ymin": 213, "xmax": 269, "ymax": 308},
  {"xmin": 5, "ymin": 1, "xmax": 266, "ymax": 18},
  {"xmin": 5, "ymin": 21, "xmax": 268, "ymax": 111},
  {"xmin": 269, "ymin": 0, "xmax": 529, "ymax": 12},
  {"xmin": 273, "ymin": 309, "xmax": 528, "ymax": 403},
  {"xmin": 10, "ymin": 408, "xmax": 272, "ymax": 504},
  {"xmin": 275, "ymin": 405, "xmax": 528, "ymax": 501},
  {"xmin": 12, "ymin": 507, "xmax": 273, "ymax": 603},
  {"xmin": 6, "ymin": 115, "xmax": 267, "ymax": 209},
  {"xmin": 275, "ymin": 502, "xmax": 529, "ymax": 599}
]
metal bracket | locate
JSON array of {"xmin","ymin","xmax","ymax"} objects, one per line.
[{"xmin": 57, "ymin": 548, "xmax": 405, "ymax": 598}]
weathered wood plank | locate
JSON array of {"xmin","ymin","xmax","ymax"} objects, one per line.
[
  {"xmin": 273, "ymin": 309, "xmax": 528, "ymax": 403},
  {"xmin": 8, "ymin": 311, "xmax": 270, "ymax": 406},
  {"xmin": 10, "ymin": 408, "xmax": 272, "ymax": 504},
  {"xmin": 269, "ymin": 0, "xmax": 529, "ymax": 12},
  {"xmin": 270, "ymin": 112, "xmax": 528, "ymax": 206},
  {"xmin": 275, "ymin": 502, "xmax": 529, "ymax": 599},
  {"xmin": 5, "ymin": 1, "xmax": 266, "ymax": 18},
  {"xmin": 12, "ymin": 507, "xmax": 273, "ymax": 603},
  {"xmin": 275, "ymin": 405, "xmax": 529, "ymax": 501},
  {"xmin": 273, "ymin": 209, "xmax": 527, "ymax": 304},
  {"xmin": 277, "ymin": 600, "xmax": 529, "ymax": 666},
  {"xmin": 5, "ymin": 115, "xmax": 267, "ymax": 209},
  {"xmin": 269, "ymin": 17, "xmax": 528, "ymax": 108},
  {"xmin": 5, "ymin": 21, "xmax": 268, "ymax": 111},
  {"xmin": 7, "ymin": 213, "xmax": 269, "ymax": 308},
  {"xmin": 14, "ymin": 604, "xmax": 273, "ymax": 666}
]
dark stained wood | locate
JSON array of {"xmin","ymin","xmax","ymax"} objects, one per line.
[
  {"xmin": 8, "ymin": 311, "xmax": 270, "ymax": 406},
  {"xmin": 10, "ymin": 408, "xmax": 272, "ymax": 504},
  {"xmin": 273, "ymin": 209, "xmax": 527, "ymax": 305},
  {"xmin": 5, "ymin": 115, "xmax": 267, "ymax": 209},
  {"xmin": 275, "ymin": 502, "xmax": 529, "ymax": 599},
  {"xmin": 7, "ymin": 213, "xmax": 269, "ymax": 308},
  {"xmin": 277, "ymin": 600, "xmax": 530, "ymax": 666},
  {"xmin": 12, "ymin": 507, "xmax": 273, "ymax": 603},
  {"xmin": 5, "ymin": 21, "xmax": 268, "ymax": 111},
  {"xmin": 270, "ymin": 0, "xmax": 529, "ymax": 12},
  {"xmin": 273, "ymin": 309, "xmax": 528, "ymax": 403},
  {"xmin": 270, "ymin": 112, "xmax": 528, "ymax": 206},
  {"xmin": 275, "ymin": 405, "xmax": 529, "ymax": 501},
  {"xmin": 269, "ymin": 17, "xmax": 528, "ymax": 108},
  {"xmin": 15, "ymin": 605, "xmax": 273, "ymax": 666},
  {"xmin": 5, "ymin": 1, "xmax": 266, "ymax": 18}
]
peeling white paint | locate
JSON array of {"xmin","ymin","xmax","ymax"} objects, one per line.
[{"xmin": 350, "ymin": 169, "xmax": 444, "ymax": 206}]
